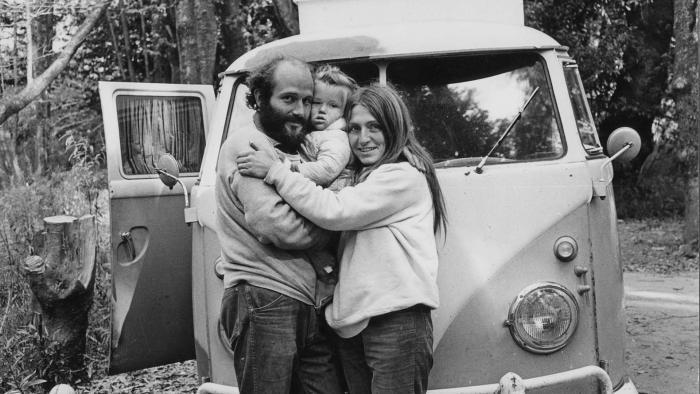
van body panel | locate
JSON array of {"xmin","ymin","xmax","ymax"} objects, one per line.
[
  {"xmin": 225, "ymin": 21, "xmax": 562, "ymax": 75},
  {"xmin": 587, "ymin": 167, "xmax": 626, "ymax": 386},
  {"xmin": 433, "ymin": 162, "xmax": 592, "ymax": 345},
  {"xmin": 99, "ymin": 82, "xmax": 215, "ymax": 373},
  {"xmin": 431, "ymin": 203, "xmax": 596, "ymax": 388},
  {"xmin": 297, "ymin": 0, "xmax": 526, "ymax": 34}
]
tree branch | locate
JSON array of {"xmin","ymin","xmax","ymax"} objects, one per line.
[{"xmin": 0, "ymin": 0, "xmax": 109, "ymax": 127}]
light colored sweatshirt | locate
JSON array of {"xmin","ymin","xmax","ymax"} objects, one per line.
[
  {"xmin": 265, "ymin": 161, "xmax": 440, "ymax": 338},
  {"xmin": 298, "ymin": 118, "xmax": 353, "ymax": 191},
  {"xmin": 215, "ymin": 120, "xmax": 334, "ymax": 307}
]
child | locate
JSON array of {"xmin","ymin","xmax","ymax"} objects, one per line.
[
  {"xmin": 289, "ymin": 64, "xmax": 357, "ymax": 286},
  {"xmin": 292, "ymin": 64, "xmax": 357, "ymax": 191}
]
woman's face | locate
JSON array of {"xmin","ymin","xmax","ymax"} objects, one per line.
[{"xmin": 348, "ymin": 105, "xmax": 386, "ymax": 166}]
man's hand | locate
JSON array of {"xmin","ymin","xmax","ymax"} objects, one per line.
[{"xmin": 236, "ymin": 141, "xmax": 279, "ymax": 179}]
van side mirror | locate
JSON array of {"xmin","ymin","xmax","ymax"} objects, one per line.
[
  {"xmin": 606, "ymin": 127, "xmax": 641, "ymax": 162},
  {"xmin": 593, "ymin": 127, "xmax": 642, "ymax": 199},
  {"xmin": 155, "ymin": 154, "xmax": 191, "ymax": 212},
  {"xmin": 156, "ymin": 154, "xmax": 180, "ymax": 189}
]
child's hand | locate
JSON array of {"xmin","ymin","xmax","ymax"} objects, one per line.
[{"xmin": 236, "ymin": 141, "xmax": 278, "ymax": 178}]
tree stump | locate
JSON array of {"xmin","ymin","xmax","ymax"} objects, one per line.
[{"xmin": 21, "ymin": 214, "xmax": 97, "ymax": 378}]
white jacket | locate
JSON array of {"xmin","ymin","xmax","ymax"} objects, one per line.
[{"xmin": 265, "ymin": 161, "xmax": 440, "ymax": 338}]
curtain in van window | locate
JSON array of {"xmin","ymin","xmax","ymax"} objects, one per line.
[{"xmin": 116, "ymin": 95, "xmax": 206, "ymax": 175}]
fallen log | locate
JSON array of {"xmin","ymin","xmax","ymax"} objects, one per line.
[{"xmin": 22, "ymin": 214, "xmax": 97, "ymax": 379}]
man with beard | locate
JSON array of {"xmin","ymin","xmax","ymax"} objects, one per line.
[{"xmin": 215, "ymin": 56, "xmax": 343, "ymax": 393}]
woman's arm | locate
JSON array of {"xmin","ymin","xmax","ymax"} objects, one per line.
[{"xmin": 264, "ymin": 161, "xmax": 427, "ymax": 232}]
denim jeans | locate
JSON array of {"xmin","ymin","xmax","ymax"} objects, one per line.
[
  {"xmin": 335, "ymin": 305, "xmax": 434, "ymax": 394},
  {"xmin": 220, "ymin": 283, "xmax": 343, "ymax": 394}
]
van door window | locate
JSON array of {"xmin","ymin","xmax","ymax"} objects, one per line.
[
  {"xmin": 387, "ymin": 53, "xmax": 564, "ymax": 167},
  {"xmin": 116, "ymin": 95, "xmax": 206, "ymax": 175},
  {"xmin": 562, "ymin": 63, "xmax": 603, "ymax": 154}
]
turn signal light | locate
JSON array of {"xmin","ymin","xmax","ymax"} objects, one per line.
[{"xmin": 554, "ymin": 236, "xmax": 578, "ymax": 262}]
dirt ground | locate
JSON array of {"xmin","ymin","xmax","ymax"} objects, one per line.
[{"xmin": 624, "ymin": 272, "xmax": 699, "ymax": 394}]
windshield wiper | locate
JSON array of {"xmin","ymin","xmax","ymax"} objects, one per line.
[{"xmin": 472, "ymin": 87, "xmax": 540, "ymax": 174}]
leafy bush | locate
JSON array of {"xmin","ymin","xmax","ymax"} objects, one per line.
[{"xmin": 614, "ymin": 172, "xmax": 685, "ymax": 219}]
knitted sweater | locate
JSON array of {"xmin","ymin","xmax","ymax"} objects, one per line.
[
  {"xmin": 265, "ymin": 161, "xmax": 440, "ymax": 338},
  {"xmin": 215, "ymin": 121, "xmax": 334, "ymax": 306}
]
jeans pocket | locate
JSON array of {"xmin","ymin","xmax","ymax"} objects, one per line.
[
  {"xmin": 244, "ymin": 285, "xmax": 287, "ymax": 312},
  {"xmin": 220, "ymin": 286, "xmax": 243, "ymax": 349}
]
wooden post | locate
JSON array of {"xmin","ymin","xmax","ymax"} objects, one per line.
[{"xmin": 21, "ymin": 214, "xmax": 97, "ymax": 378}]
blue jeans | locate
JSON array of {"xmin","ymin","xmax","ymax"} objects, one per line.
[
  {"xmin": 335, "ymin": 305, "xmax": 434, "ymax": 394},
  {"xmin": 220, "ymin": 283, "xmax": 343, "ymax": 394}
]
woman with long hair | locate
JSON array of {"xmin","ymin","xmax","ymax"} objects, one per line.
[{"xmin": 236, "ymin": 84, "xmax": 446, "ymax": 393}]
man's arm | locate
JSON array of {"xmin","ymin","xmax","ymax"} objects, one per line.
[
  {"xmin": 219, "ymin": 133, "xmax": 330, "ymax": 250},
  {"xmin": 233, "ymin": 171, "xmax": 330, "ymax": 250}
]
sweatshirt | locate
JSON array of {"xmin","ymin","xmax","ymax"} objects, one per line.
[
  {"xmin": 215, "ymin": 120, "xmax": 334, "ymax": 307},
  {"xmin": 265, "ymin": 161, "xmax": 440, "ymax": 338}
]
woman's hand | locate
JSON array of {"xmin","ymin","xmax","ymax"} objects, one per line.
[{"xmin": 236, "ymin": 141, "xmax": 279, "ymax": 179}]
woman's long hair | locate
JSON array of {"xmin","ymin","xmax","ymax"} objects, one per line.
[{"xmin": 346, "ymin": 84, "xmax": 447, "ymax": 234}]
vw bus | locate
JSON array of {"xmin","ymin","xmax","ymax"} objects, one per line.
[{"xmin": 98, "ymin": 0, "xmax": 642, "ymax": 392}]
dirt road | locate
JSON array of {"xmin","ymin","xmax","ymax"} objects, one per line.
[{"xmin": 624, "ymin": 272, "xmax": 699, "ymax": 394}]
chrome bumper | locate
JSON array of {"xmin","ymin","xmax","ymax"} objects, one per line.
[
  {"xmin": 428, "ymin": 366, "xmax": 636, "ymax": 394},
  {"xmin": 197, "ymin": 366, "xmax": 638, "ymax": 394}
]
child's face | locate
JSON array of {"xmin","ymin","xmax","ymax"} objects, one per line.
[{"xmin": 310, "ymin": 82, "xmax": 348, "ymax": 130}]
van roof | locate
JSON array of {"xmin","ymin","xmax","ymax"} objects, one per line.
[{"xmin": 223, "ymin": 21, "xmax": 563, "ymax": 75}]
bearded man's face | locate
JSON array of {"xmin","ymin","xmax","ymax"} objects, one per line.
[{"xmin": 257, "ymin": 61, "xmax": 314, "ymax": 151}]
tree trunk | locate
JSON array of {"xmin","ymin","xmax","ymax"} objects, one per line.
[
  {"xmin": 218, "ymin": 0, "xmax": 246, "ymax": 67},
  {"xmin": 118, "ymin": 0, "xmax": 137, "ymax": 80},
  {"xmin": 106, "ymin": 10, "xmax": 127, "ymax": 80},
  {"xmin": 21, "ymin": 215, "xmax": 97, "ymax": 380},
  {"xmin": 271, "ymin": 0, "xmax": 300, "ymax": 36},
  {"xmin": 176, "ymin": 0, "xmax": 217, "ymax": 84},
  {"xmin": 30, "ymin": 0, "xmax": 56, "ymax": 177},
  {"xmin": 671, "ymin": 0, "xmax": 699, "ymax": 246}
]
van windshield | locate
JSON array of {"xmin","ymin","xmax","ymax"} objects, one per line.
[{"xmin": 387, "ymin": 53, "xmax": 564, "ymax": 167}]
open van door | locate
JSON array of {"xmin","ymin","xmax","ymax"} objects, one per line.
[{"xmin": 98, "ymin": 82, "xmax": 215, "ymax": 374}]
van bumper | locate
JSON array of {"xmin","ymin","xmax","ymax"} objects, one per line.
[
  {"xmin": 197, "ymin": 366, "xmax": 638, "ymax": 394},
  {"xmin": 427, "ymin": 366, "xmax": 637, "ymax": 394}
]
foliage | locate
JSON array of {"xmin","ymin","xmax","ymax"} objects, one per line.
[
  {"xmin": 0, "ymin": 164, "xmax": 108, "ymax": 390},
  {"xmin": 614, "ymin": 164, "xmax": 686, "ymax": 218},
  {"xmin": 2, "ymin": 323, "xmax": 73, "ymax": 391},
  {"xmin": 524, "ymin": 0, "xmax": 632, "ymax": 120}
]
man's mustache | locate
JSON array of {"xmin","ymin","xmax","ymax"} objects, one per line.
[{"xmin": 284, "ymin": 114, "xmax": 307, "ymax": 125}]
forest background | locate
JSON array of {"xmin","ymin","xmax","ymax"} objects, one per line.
[{"xmin": 0, "ymin": 0, "xmax": 697, "ymax": 392}]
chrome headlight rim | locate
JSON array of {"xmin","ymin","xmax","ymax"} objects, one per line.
[{"xmin": 505, "ymin": 281, "xmax": 580, "ymax": 355}]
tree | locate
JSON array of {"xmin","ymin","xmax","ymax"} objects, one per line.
[
  {"xmin": 270, "ymin": 0, "xmax": 299, "ymax": 36},
  {"xmin": 27, "ymin": 0, "xmax": 57, "ymax": 177},
  {"xmin": 0, "ymin": 0, "xmax": 109, "ymax": 127},
  {"xmin": 599, "ymin": 0, "xmax": 674, "ymax": 167},
  {"xmin": 176, "ymin": 0, "xmax": 217, "ymax": 84},
  {"xmin": 670, "ymin": 0, "xmax": 698, "ymax": 246}
]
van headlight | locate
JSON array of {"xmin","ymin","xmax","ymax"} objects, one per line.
[{"xmin": 505, "ymin": 282, "xmax": 579, "ymax": 354}]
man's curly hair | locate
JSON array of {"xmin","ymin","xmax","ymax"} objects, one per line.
[{"xmin": 245, "ymin": 55, "xmax": 313, "ymax": 110}]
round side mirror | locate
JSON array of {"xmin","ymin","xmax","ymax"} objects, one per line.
[
  {"xmin": 156, "ymin": 154, "xmax": 180, "ymax": 188},
  {"xmin": 607, "ymin": 127, "xmax": 641, "ymax": 162}
]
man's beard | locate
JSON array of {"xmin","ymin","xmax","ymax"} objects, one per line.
[{"xmin": 258, "ymin": 101, "xmax": 307, "ymax": 152}]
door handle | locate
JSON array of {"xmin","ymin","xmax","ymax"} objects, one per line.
[
  {"xmin": 116, "ymin": 227, "xmax": 150, "ymax": 267},
  {"xmin": 120, "ymin": 231, "xmax": 136, "ymax": 261}
]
